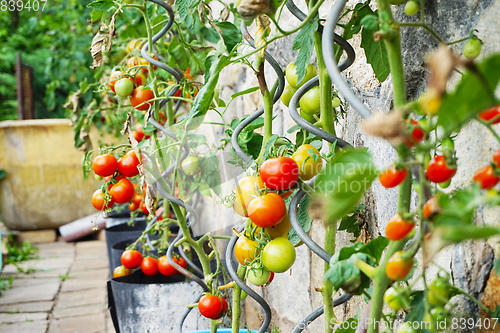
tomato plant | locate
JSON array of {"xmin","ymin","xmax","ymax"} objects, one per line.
[
  {"xmin": 247, "ymin": 263, "xmax": 272, "ymax": 286},
  {"xmin": 234, "ymin": 235, "xmax": 259, "ymax": 266},
  {"xmin": 113, "ymin": 265, "xmax": 132, "ymax": 278},
  {"xmin": 91, "ymin": 189, "xmax": 114, "ymax": 211},
  {"xmin": 385, "ymin": 214, "xmax": 414, "ymax": 241},
  {"xmin": 427, "ymin": 275, "xmax": 452, "ymax": 306},
  {"xmin": 425, "ymin": 155, "xmax": 457, "ymax": 183},
  {"xmin": 198, "ymin": 294, "xmax": 223, "ymax": 319},
  {"xmin": 280, "ymin": 85, "xmax": 297, "ymax": 107},
  {"xmin": 181, "ymin": 156, "xmax": 200, "ymax": 176},
  {"xmin": 299, "ymin": 86, "xmax": 321, "ymax": 115},
  {"xmin": 474, "ymin": 165, "xmax": 500, "ymax": 189},
  {"xmin": 158, "ymin": 255, "xmax": 187, "ymax": 276},
  {"xmin": 383, "ymin": 286, "xmax": 410, "ymax": 310},
  {"xmin": 285, "ymin": 63, "xmax": 317, "ymax": 88},
  {"xmin": 479, "ymin": 105, "xmax": 500, "ymax": 124},
  {"xmin": 385, "ymin": 251, "xmax": 413, "ymax": 280},
  {"xmin": 121, "ymin": 250, "xmax": 143, "ymax": 269},
  {"xmin": 463, "ymin": 37, "xmax": 482, "ymax": 60},
  {"xmin": 262, "ymin": 237, "xmax": 296, "ymax": 273},
  {"xmin": 247, "ymin": 193, "xmax": 286, "ymax": 228},
  {"xmin": 264, "ymin": 212, "xmax": 291, "ymax": 239},
  {"xmin": 115, "ymin": 78, "xmax": 135, "ymax": 98},
  {"xmin": 109, "ymin": 178, "xmax": 135, "ymax": 204},
  {"xmin": 233, "ymin": 176, "xmax": 265, "ymax": 217},
  {"xmin": 379, "ymin": 166, "xmax": 407, "ymax": 188},
  {"xmin": 259, "ymin": 157, "xmax": 299, "ymax": 190},
  {"xmin": 130, "ymin": 86, "xmax": 155, "ymax": 111},
  {"xmin": 292, "ymin": 144, "xmax": 323, "ymax": 181}
]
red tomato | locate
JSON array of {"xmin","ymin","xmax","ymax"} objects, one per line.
[
  {"xmin": 265, "ymin": 272, "xmax": 275, "ymax": 286},
  {"xmin": 121, "ymin": 250, "xmax": 142, "ymax": 269},
  {"xmin": 140, "ymin": 257, "xmax": 159, "ymax": 276},
  {"xmin": 113, "ymin": 265, "xmax": 132, "ymax": 278},
  {"xmin": 247, "ymin": 193, "xmax": 286, "ymax": 228},
  {"xmin": 260, "ymin": 157, "xmax": 300, "ymax": 190},
  {"xmin": 474, "ymin": 165, "xmax": 500, "ymax": 189},
  {"xmin": 385, "ymin": 251, "xmax": 413, "ymax": 280},
  {"xmin": 385, "ymin": 214, "xmax": 414, "ymax": 241},
  {"xmin": 493, "ymin": 148, "xmax": 500, "ymax": 168},
  {"xmin": 128, "ymin": 201, "xmax": 139, "ymax": 212},
  {"xmin": 423, "ymin": 196, "xmax": 440, "ymax": 219},
  {"xmin": 91, "ymin": 189, "xmax": 114, "ymax": 210},
  {"xmin": 198, "ymin": 294, "xmax": 223, "ymax": 319},
  {"xmin": 379, "ymin": 166, "xmax": 408, "ymax": 188},
  {"xmin": 92, "ymin": 154, "xmax": 118, "ymax": 177},
  {"xmin": 214, "ymin": 296, "xmax": 229, "ymax": 319},
  {"xmin": 479, "ymin": 105, "xmax": 500, "ymax": 124},
  {"xmin": 109, "ymin": 178, "xmax": 135, "ymax": 204},
  {"xmin": 405, "ymin": 119, "xmax": 425, "ymax": 147},
  {"xmin": 118, "ymin": 151, "xmax": 140, "ymax": 177},
  {"xmin": 425, "ymin": 155, "xmax": 457, "ymax": 183},
  {"xmin": 140, "ymin": 201, "xmax": 149, "ymax": 214},
  {"xmin": 130, "ymin": 86, "xmax": 154, "ymax": 111},
  {"xmin": 158, "ymin": 255, "xmax": 187, "ymax": 276},
  {"xmin": 109, "ymin": 71, "xmax": 135, "ymax": 93}
]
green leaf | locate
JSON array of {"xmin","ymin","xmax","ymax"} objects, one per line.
[
  {"xmin": 288, "ymin": 193, "xmax": 313, "ymax": 246},
  {"xmin": 176, "ymin": 0, "xmax": 199, "ymax": 23},
  {"xmin": 435, "ymin": 186, "xmax": 482, "ymax": 226},
  {"xmin": 325, "ymin": 252, "xmax": 374, "ymax": 295},
  {"xmin": 334, "ymin": 317, "xmax": 358, "ymax": 333},
  {"xmin": 198, "ymin": 182, "xmax": 212, "ymax": 197},
  {"xmin": 338, "ymin": 214, "xmax": 361, "ymax": 241},
  {"xmin": 492, "ymin": 304, "xmax": 500, "ymax": 319},
  {"xmin": 215, "ymin": 22, "xmax": 242, "ymax": 53},
  {"xmin": 0, "ymin": 170, "xmax": 6, "ymax": 181},
  {"xmin": 261, "ymin": 134, "xmax": 279, "ymax": 161},
  {"xmin": 314, "ymin": 148, "xmax": 378, "ymax": 224},
  {"xmin": 437, "ymin": 54, "xmax": 500, "ymax": 133},
  {"xmin": 90, "ymin": 9, "xmax": 104, "ymax": 23},
  {"xmin": 360, "ymin": 23, "xmax": 390, "ymax": 82},
  {"xmin": 344, "ymin": 4, "xmax": 375, "ymax": 40},
  {"xmin": 179, "ymin": 53, "xmax": 230, "ymax": 130},
  {"xmin": 405, "ymin": 291, "xmax": 425, "ymax": 322},
  {"xmin": 292, "ymin": 16, "xmax": 318, "ymax": 85},
  {"xmin": 86, "ymin": 0, "xmax": 115, "ymax": 11},
  {"xmin": 231, "ymin": 86, "xmax": 259, "ymax": 99},
  {"xmin": 287, "ymin": 124, "xmax": 302, "ymax": 134},
  {"xmin": 199, "ymin": 154, "xmax": 221, "ymax": 196},
  {"xmin": 358, "ymin": 236, "xmax": 389, "ymax": 263}
]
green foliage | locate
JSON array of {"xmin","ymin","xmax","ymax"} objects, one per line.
[
  {"xmin": 0, "ymin": 0, "xmax": 94, "ymax": 121},
  {"xmin": 5, "ymin": 234, "xmax": 38, "ymax": 263},
  {"xmin": 0, "ymin": 276, "xmax": 13, "ymax": 296},
  {"xmin": 199, "ymin": 153, "xmax": 222, "ymax": 195},
  {"xmin": 405, "ymin": 291, "xmax": 425, "ymax": 322},
  {"xmin": 360, "ymin": 12, "xmax": 390, "ymax": 82},
  {"xmin": 437, "ymin": 54, "xmax": 500, "ymax": 133},
  {"xmin": 287, "ymin": 193, "xmax": 313, "ymax": 246},
  {"xmin": 292, "ymin": 15, "xmax": 318, "ymax": 84},
  {"xmin": 314, "ymin": 148, "xmax": 378, "ymax": 225},
  {"xmin": 338, "ymin": 204, "xmax": 365, "ymax": 241}
]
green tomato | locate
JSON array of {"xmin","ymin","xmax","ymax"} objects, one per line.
[
  {"xmin": 94, "ymin": 174, "xmax": 103, "ymax": 181},
  {"xmin": 332, "ymin": 96, "xmax": 341, "ymax": 108},
  {"xmin": 438, "ymin": 179, "xmax": 451, "ymax": 189},
  {"xmin": 247, "ymin": 263, "xmax": 271, "ymax": 286},
  {"xmin": 441, "ymin": 138, "xmax": 455, "ymax": 156},
  {"xmin": 404, "ymin": 1, "xmax": 419, "ymax": 15},
  {"xmin": 428, "ymin": 276, "xmax": 451, "ymax": 306},
  {"xmin": 285, "ymin": 63, "xmax": 317, "ymax": 88},
  {"xmin": 383, "ymin": 286, "xmax": 410, "ymax": 310},
  {"xmin": 115, "ymin": 78, "xmax": 134, "ymax": 98},
  {"xmin": 300, "ymin": 109, "xmax": 316, "ymax": 123},
  {"xmin": 299, "ymin": 86, "xmax": 321, "ymax": 115},
  {"xmin": 262, "ymin": 237, "xmax": 296, "ymax": 273},
  {"xmin": 181, "ymin": 156, "xmax": 200, "ymax": 176},
  {"xmin": 463, "ymin": 38, "xmax": 482, "ymax": 60},
  {"xmin": 281, "ymin": 85, "xmax": 297, "ymax": 107}
]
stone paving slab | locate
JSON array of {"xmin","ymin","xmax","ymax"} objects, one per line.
[
  {"xmin": 11, "ymin": 277, "xmax": 59, "ymax": 287},
  {"xmin": 0, "ymin": 301, "xmax": 53, "ymax": 313},
  {"xmin": 0, "ymin": 280, "xmax": 60, "ymax": 304},
  {"xmin": 2, "ymin": 267, "xmax": 69, "ymax": 279},
  {"xmin": 75, "ymin": 241, "xmax": 107, "ymax": 255},
  {"xmin": 48, "ymin": 313, "xmax": 106, "ymax": 333},
  {"xmin": 55, "ymin": 288, "xmax": 107, "ymax": 309},
  {"xmin": 0, "ymin": 320, "xmax": 48, "ymax": 333},
  {"xmin": 0, "ymin": 312, "xmax": 48, "ymax": 324},
  {"xmin": 70, "ymin": 258, "xmax": 109, "ymax": 272},
  {"xmin": 37, "ymin": 243, "xmax": 75, "ymax": 259},
  {"xmin": 2, "ymin": 257, "xmax": 73, "ymax": 275},
  {"xmin": 52, "ymin": 303, "xmax": 106, "ymax": 319}
]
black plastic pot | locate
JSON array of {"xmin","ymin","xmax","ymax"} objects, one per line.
[
  {"xmin": 105, "ymin": 218, "xmax": 147, "ymax": 276},
  {"xmin": 108, "ymin": 270, "xmax": 210, "ymax": 332}
]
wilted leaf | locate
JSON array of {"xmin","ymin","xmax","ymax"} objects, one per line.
[{"xmin": 362, "ymin": 109, "xmax": 406, "ymax": 145}]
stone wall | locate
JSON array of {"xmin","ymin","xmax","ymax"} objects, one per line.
[{"xmin": 200, "ymin": 0, "xmax": 500, "ymax": 331}]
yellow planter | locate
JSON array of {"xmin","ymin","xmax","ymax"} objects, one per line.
[{"xmin": 0, "ymin": 119, "xmax": 108, "ymax": 230}]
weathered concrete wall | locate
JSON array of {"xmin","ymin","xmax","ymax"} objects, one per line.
[{"xmin": 200, "ymin": 0, "xmax": 500, "ymax": 331}]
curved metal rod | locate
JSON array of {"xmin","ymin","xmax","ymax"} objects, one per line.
[
  {"xmin": 322, "ymin": 0, "xmax": 372, "ymax": 119},
  {"xmin": 230, "ymin": 22, "xmax": 286, "ymax": 162},
  {"xmin": 289, "ymin": 77, "xmax": 352, "ymax": 148},
  {"xmin": 225, "ymin": 223, "xmax": 272, "ymax": 333}
]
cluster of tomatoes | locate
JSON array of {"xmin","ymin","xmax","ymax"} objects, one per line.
[
  {"xmin": 113, "ymin": 248, "xmax": 188, "ymax": 278},
  {"xmin": 280, "ymin": 63, "xmax": 342, "ymax": 122},
  {"xmin": 90, "ymin": 150, "xmax": 144, "ymax": 212},
  {"xmin": 109, "ymin": 69, "xmax": 154, "ymax": 111}
]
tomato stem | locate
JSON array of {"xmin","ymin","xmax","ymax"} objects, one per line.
[{"xmin": 231, "ymin": 265, "xmax": 247, "ymax": 333}]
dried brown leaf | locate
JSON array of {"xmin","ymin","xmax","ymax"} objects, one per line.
[
  {"xmin": 362, "ymin": 109, "xmax": 406, "ymax": 145},
  {"xmin": 427, "ymin": 45, "xmax": 467, "ymax": 96},
  {"xmin": 237, "ymin": 0, "xmax": 273, "ymax": 21}
]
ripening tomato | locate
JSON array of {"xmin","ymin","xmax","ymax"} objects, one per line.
[
  {"xmin": 494, "ymin": 148, "xmax": 500, "ymax": 167},
  {"xmin": 92, "ymin": 154, "xmax": 118, "ymax": 177},
  {"xmin": 425, "ymin": 155, "xmax": 457, "ymax": 183},
  {"xmin": 126, "ymin": 39, "xmax": 141, "ymax": 53},
  {"xmin": 134, "ymin": 123, "xmax": 150, "ymax": 143},
  {"xmin": 91, "ymin": 189, "xmax": 114, "ymax": 211},
  {"xmin": 384, "ymin": 286, "xmax": 410, "ymax": 310},
  {"xmin": 248, "ymin": 193, "xmax": 286, "ymax": 228},
  {"xmin": 198, "ymin": 294, "xmax": 223, "ymax": 319},
  {"xmin": 262, "ymin": 237, "xmax": 296, "ymax": 273},
  {"xmin": 127, "ymin": 56, "xmax": 149, "ymax": 68},
  {"xmin": 247, "ymin": 263, "xmax": 272, "ymax": 286},
  {"xmin": 118, "ymin": 150, "xmax": 140, "ymax": 177},
  {"xmin": 405, "ymin": 119, "xmax": 425, "ymax": 147},
  {"xmin": 109, "ymin": 71, "xmax": 135, "ymax": 93},
  {"xmin": 473, "ymin": 165, "xmax": 500, "ymax": 189},
  {"xmin": 234, "ymin": 235, "xmax": 259, "ymax": 266},
  {"xmin": 128, "ymin": 200, "xmax": 140, "ymax": 212},
  {"xmin": 423, "ymin": 196, "xmax": 440, "ymax": 219},
  {"xmin": 291, "ymin": 144, "xmax": 323, "ymax": 181},
  {"xmin": 140, "ymin": 257, "xmax": 159, "ymax": 276},
  {"xmin": 140, "ymin": 201, "xmax": 149, "ymax": 214},
  {"xmin": 114, "ymin": 78, "xmax": 134, "ymax": 98},
  {"xmin": 109, "ymin": 178, "xmax": 135, "ymax": 204},
  {"xmin": 233, "ymin": 176, "xmax": 265, "ymax": 217},
  {"xmin": 158, "ymin": 255, "xmax": 187, "ymax": 276},
  {"xmin": 385, "ymin": 251, "xmax": 413, "ymax": 280},
  {"xmin": 113, "ymin": 265, "xmax": 132, "ymax": 278},
  {"xmin": 379, "ymin": 166, "xmax": 408, "ymax": 188},
  {"xmin": 130, "ymin": 86, "xmax": 154, "ymax": 111},
  {"xmin": 478, "ymin": 105, "xmax": 500, "ymax": 124},
  {"xmin": 264, "ymin": 212, "xmax": 291, "ymax": 239},
  {"xmin": 385, "ymin": 214, "xmax": 414, "ymax": 241},
  {"xmin": 260, "ymin": 157, "xmax": 300, "ymax": 190},
  {"xmin": 121, "ymin": 249, "xmax": 143, "ymax": 269}
]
